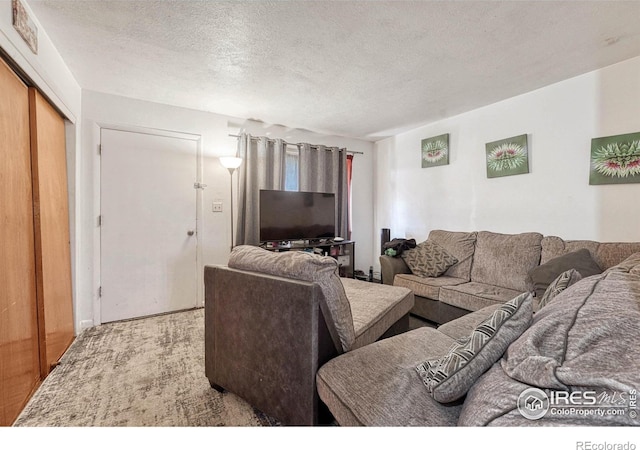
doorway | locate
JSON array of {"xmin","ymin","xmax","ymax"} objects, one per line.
[{"xmin": 100, "ymin": 127, "xmax": 200, "ymax": 323}]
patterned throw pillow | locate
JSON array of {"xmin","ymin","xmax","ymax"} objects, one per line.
[
  {"xmin": 416, "ymin": 292, "xmax": 533, "ymax": 403},
  {"xmin": 401, "ymin": 240, "xmax": 458, "ymax": 278},
  {"xmin": 535, "ymin": 269, "xmax": 582, "ymax": 311}
]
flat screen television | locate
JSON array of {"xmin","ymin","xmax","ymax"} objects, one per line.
[{"xmin": 259, "ymin": 189, "xmax": 336, "ymax": 242}]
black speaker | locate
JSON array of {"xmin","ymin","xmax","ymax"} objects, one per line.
[{"xmin": 380, "ymin": 228, "xmax": 390, "ymax": 255}]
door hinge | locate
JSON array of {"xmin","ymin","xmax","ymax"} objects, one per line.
[
  {"xmin": 98, "ymin": 286, "xmax": 102, "ymax": 298},
  {"xmin": 193, "ymin": 182, "xmax": 207, "ymax": 190},
  {"xmin": 98, "ymin": 144, "xmax": 102, "ymax": 155},
  {"xmin": 98, "ymin": 215, "xmax": 102, "ymax": 226}
]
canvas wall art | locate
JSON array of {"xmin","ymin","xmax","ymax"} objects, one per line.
[
  {"xmin": 421, "ymin": 134, "xmax": 449, "ymax": 168},
  {"xmin": 589, "ymin": 132, "xmax": 640, "ymax": 185},
  {"xmin": 485, "ymin": 134, "xmax": 529, "ymax": 178}
]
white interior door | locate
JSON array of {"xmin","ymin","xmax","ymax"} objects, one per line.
[{"xmin": 100, "ymin": 128, "xmax": 198, "ymax": 323}]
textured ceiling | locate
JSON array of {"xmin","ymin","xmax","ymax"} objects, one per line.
[{"xmin": 26, "ymin": 0, "xmax": 640, "ymax": 141}]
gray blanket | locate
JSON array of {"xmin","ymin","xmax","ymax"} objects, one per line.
[{"xmin": 458, "ymin": 253, "xmax": 640, "ymax": 426}]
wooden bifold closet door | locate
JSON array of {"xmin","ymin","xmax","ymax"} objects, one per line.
[
  {"xmin": 29, "ymin": 88, "xmax": 75, "ymax": 376},
  {"xmin": 0, "ymin": 58, "xmax": 74, "ymax": 426},
  {"xmin": 0, "ymin": 58, "xmax": 40, "ymax": 427}
]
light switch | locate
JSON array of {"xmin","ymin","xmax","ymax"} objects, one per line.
[{"xmin": 212, "ymin": 202, "xmax": 223, "ymax": 212}]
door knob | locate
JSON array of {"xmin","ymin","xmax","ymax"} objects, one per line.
[{"xmin": 187, "ymin": 230, "xmax": 195, "ymax": 236}]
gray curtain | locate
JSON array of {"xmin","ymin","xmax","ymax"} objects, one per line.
[
  {"xmin": 298, "ymin": 143, "xmax": 349, "ymax": 240},
  {"xmin": 236, "ymin": 134, "xmax": 286, "ymax": 245}
]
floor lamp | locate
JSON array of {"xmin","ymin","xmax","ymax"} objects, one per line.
[{"xmin": 219, "ymin": 156, "xmax": 243, "ymax": 250}]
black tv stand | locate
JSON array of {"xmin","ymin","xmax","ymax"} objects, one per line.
[{"xmin": 261, "ymin": 240, "xmax": 355, "ymax": 278}]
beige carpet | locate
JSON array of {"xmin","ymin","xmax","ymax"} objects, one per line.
[{"xmin": 13, "ymin": 308, "xmax": 279, "ymax": 427}]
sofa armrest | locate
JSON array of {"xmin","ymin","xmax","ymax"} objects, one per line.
[
  {"xmin": 379, "ymin": 255, "xmax": 411, "ymax": 285},
  {"xmin": 204, "ymin": 265, "xmax": 336, "ymax": 425}
]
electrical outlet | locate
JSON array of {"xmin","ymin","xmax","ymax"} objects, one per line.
[
  {"xmin": 212, "ymin": 202, "xmax": 223, "ymax": 212},
  {"xmin": 337, "ymin": 256, "xmax": 350, "ymax": 266}
]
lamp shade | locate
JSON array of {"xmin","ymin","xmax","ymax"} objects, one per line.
[{"xmin": 219, "ymin": 156, "xmax": 243, "ymax": 170}]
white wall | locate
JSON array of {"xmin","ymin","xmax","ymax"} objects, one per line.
[
  {"xmin": 79, "ymin": 94, "xmax": 375, "ymax": 329},
  {"xmin": 374, "ymin": 55, "xmax": 640, "ymax": 273}
]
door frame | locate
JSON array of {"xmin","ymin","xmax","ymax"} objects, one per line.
[{"xmin": 94, "ymin": 122, "xmax": 204, "ymax": 326}]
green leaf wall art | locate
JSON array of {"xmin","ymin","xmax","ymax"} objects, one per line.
[
  {"xmin": 421, "ymin": 134, "xmax": 449, "ymax": 168},
  {"xmin": 589, "ymin": 132, "xmax": 640, "ymax": 185},
  {"xmin": 485, "ymin": 134, "xmax": 529, "ymax": 178}
]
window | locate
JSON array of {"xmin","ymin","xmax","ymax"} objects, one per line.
[
  {"xmin": 283, "ymin": 145, "xmax": 353, "ymax": 240},
  {"xmin": 284, "ymin": 148, "xmax": 299, "ymax": 191}
]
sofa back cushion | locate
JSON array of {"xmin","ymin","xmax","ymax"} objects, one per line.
[
  {"xmin": 427, "ymin": 230, "xmax": 477, "ymax": 281},
  {"xmin": 470, "ymin": 231, "xmax": 543, "ymax": 292},
  {"xmin": 541, "ymin": 236, "xmax": 640, "ymax": 271},
  {"xmin": 228, "ymin": 245, "xmax": 356, "ymax": 353},
  {"xmin": 596, "ymin": 242, "xmax": 640, "ymax": 270},
  {"xmin": 605, "ymin": 251, "xmax": 640, "ymax": 275}
]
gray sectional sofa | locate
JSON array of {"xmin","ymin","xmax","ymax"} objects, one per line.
[
  {"xmin": 204, "ymin": 245, "xmax": 414, "ymax": 425},
  {"xmin": 205, "ymin": 233, "xmax": 640, "ymax": 427},
  {"xmin": 380, "ymin": 230, "xmax": 640, "ymax": 324},
  {"xmin": 316, "ymin": 252, "xmax": 640, "ymax": 426}
]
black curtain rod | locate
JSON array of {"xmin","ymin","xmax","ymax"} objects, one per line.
[{"xmin": 228, "ymin": 133, "xmax": 364, "ymax": 155}]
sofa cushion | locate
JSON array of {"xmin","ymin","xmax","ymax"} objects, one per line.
[
  {"xmin": 541, "ymin": 236, "xmax": 640, "ymax": 271},
  {"xmin": 393, "ymin": 273, "xmax": 467, "ymax": 300},
  {"xmin": 540, "ymin": 236, "xmax": 640, "ymax": 272},
  {"xmin": 340, "ymin": 278, "xmax": 414, "ymax": 350},
  {"xmin": 596, "ymin": 242, "xmax": 640, "ymax": 270},
  {"xmin": 415, "ymin": 292, "xmax": 533, "ymax": 403},
  {"xmin": 527, "ymin": 248, "xmax": 601, "ymax": 299},
  {"xmin": 316, "ymin": 327, "xmax": 462, "ymax": 426},
  {"xmin": 437, "ymin": 304, "xmax": 501, "ymax": 341},
  {"xmin": 470, "ymin": 231, "xmax": 543, "ymax": 292},
  {"xmin": 535, "ymin": 268, "xmax": 582, "ymax": 311},
  {"xmin": 228, "ymin": 245, "xmax": 356, "ymax": 352},
  {"xmin": 439, "ymin": 281, "xmax": 522, "ymax": 311},
  {"xmin": 604, "ymin": 251, "xmax": 640, "ymax": 274},
  {"xmin": 460, "ymin": 254, "xmax": 640, "ymax": 425},
  {"xmin": 401, "ymin": 240, "xmax": 458, "ymax": 278},
  {"xmin": 428, "ymin": 230, "xmax": 477, "ymax": 281},
  {"xmin": 540, "ymin": 236, "xmax": 600, "ymax": 266}
]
